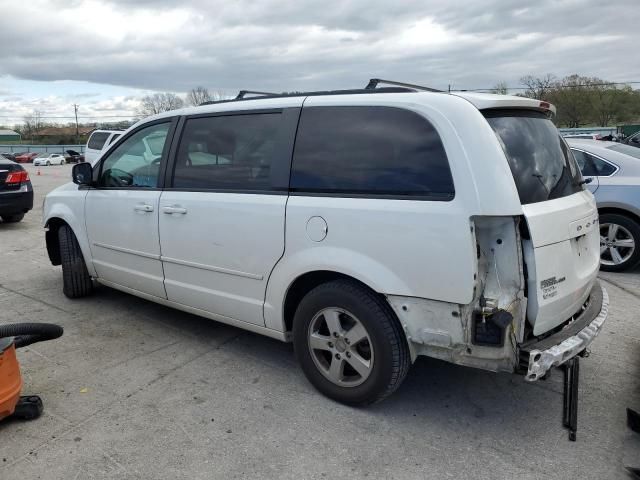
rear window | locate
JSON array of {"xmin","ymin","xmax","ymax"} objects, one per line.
[
  {"xmin": 87, "ymin": 132, "xmax": 110, "ymax": 150},
  {"xmin": 290, "ymin": 106, "xmax": 454, "ymax": 199},
  {"xmin": 485, "ymin": 111, "xmax": 584, "ymax": 205}
]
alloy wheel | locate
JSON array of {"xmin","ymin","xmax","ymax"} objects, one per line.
[
  {"xmin": 600, "ymin": 222, "xmax": 635, "ymax": 266},
  {"xmin": 307, "ymin": 307, "xmax": 374, "ymax": 387}
]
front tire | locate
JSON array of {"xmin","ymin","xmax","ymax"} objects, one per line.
[
  {"xmin": 1, "ymin": 213, "xmax": 24, "ymax": 223},
  {"xmin": 58, "ymin": 225, "xmax": 93, "ymax": 298},
  {"xmin": 293, "ymin": 279, "xmax": 410, "ymax": 405},
  {"xmin": 599, "ymin": 213, "xmax": 640, "ymax": 272}
]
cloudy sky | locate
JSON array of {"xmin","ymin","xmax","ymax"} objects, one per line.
[{"xmin": 0, "ymin": 0, "xmax": 638, "ymax": 126}]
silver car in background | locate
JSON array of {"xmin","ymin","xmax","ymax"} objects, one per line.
[{"xmin": 568, "ymin": 139, "xmax": 640, "ymax": 271}]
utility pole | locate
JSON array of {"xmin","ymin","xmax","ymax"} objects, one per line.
[{"xmin": 73, "ymin": 104, "xmax": 79, "ymax": 145}]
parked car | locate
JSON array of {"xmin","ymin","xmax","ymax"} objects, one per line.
[
  {"xmin": 44, "ymin": 83, "xmax": 607, "ymax": 405},
  {"xmin": 64, "ymin": 150, "xmax": 85, "ymax": 163},
  {"xmin": 623, "ymin": 130, "xmax": 640, "ymax": 148},
  {"xmin": 0, "ymin": 156, "xmax": 33, "ymax": 223},
  {"xmin": 33, "ymin": 153, "xmax": 66, "ymax": 166},
  {"xmin": 1, "ymin": 153, "xmax": 16, "ymax": 161},
  {"xmin": 568, "ymin": 139, "xmax": 640, "ymax": 271},
  {"xmin": 15, "ymin": 152, "xmax": 38, "ymax": 163},
  {"xmin": 85, "ymin": 130, "xmax": 122, "ymax": 164}
]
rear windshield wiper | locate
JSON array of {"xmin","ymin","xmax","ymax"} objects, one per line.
[{"xmin": 576, "ymin": 177, "xmax": 593, "ymax": 186}]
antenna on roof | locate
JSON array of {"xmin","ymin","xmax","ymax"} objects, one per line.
[
  {"xmin": 365, "ymin": 78, "xmax": 443, "ymax": 93},
  {"xmin": 235, "ymin": 90, "xmax": 278, "ymax": 99}
]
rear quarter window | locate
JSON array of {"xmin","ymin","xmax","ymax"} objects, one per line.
[
  {"xmin": 87, "ymin": 132, "xmax": 110, "ymax": 150},
  {"xmin": 290, "ymin": 106, "xmax": 454, "ymax": 199}
]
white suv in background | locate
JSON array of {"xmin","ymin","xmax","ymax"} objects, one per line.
[
  {"xmin": 84, "ymin": 130, "xmax": 123, "ymax": 164},
  {"xmin": 43, "ymin": 81, "xmax": 608, "ymax": 407}
]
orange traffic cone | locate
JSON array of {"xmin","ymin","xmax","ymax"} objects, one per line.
[{"xmin": 36, "ymin": 169, "xmax": 41, "ymax": 176}]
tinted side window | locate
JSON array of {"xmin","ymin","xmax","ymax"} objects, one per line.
[
  {"xmin": 591, "ymin": 156, "xmax": 616, "ymax": 176},
  {"xmin": 290, "ymin": 106, "xmax": 454, "ymax": 198},
  {"xmin": 571, "ymin": 149, "xmax": 598, "ymax": 176},
  {"xmin": 88, "ymin": 132, "xmax": 110, "ymax": 150},
  {"xmin": 99, "ymin": 123, "xmax": 170, "ymax": 188},
  {"xmin": 172, "ymin": 113, "xmax": 281, "ymax": 191},
  {"xmin": 572, "ymin": 149, "xmax": 616, "ymax": 177},
  {"xmin": 109, "ymin": 134, "xmax": 121, "ymax": 145}
]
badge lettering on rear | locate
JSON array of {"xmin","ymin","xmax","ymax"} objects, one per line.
[{"xmin": 541, "ymin": 276, "xmax": 566, "ymax": 300}]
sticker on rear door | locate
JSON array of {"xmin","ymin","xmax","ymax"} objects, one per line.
[{"xmin": 541, "ymin": 276, "xmax": 566, "ymax": 300}]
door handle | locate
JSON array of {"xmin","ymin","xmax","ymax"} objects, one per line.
[
  {"xmin": 134, "ymin": 204, "xmax": 154, "ymax": 213},
  {"xmin": 162, "ymin": 205, "xmax": 187, "ymax": 215}
]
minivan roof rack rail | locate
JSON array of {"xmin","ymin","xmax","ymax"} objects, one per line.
[
  {"xmin": 235, "ymin": 90, "xmax": 278, "ymax": 99},
  {"xmin": 365, "ymin": 78, "xmax": 443, "ymax": 93}
]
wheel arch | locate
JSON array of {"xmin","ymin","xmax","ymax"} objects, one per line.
[
  {"xmin": 44, "ymin": 210, "xmax": 96, "ymax": 277},
  {"xmin": 598, "ymin": 206, "xmax": 640, "ymax": 226},
  {"xmin": 44, "ymin": 217, "xmax": 69, "ymax": 265},
  {"xmin": 281, "ymin": 270, "xmax": 400, "ymax": 336}
]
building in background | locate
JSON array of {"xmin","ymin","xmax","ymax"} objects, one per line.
[{"xmin": 0, "ymin": 129, "xmax": 21, "ymax": 142}]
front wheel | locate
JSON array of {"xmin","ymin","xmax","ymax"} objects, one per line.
[
  {"xmin": 293, "ymin": 279, "xmax": 410, "ymax": 405},
  {"xmin": 58, "ymin": 225, "xmax": 93, "ymax": 298},
  {"xmin": 60, "ymin": 159, "xmax": 65, "ymax": 165},
  {"xmin": 599, "ymin": 213, "xmax": 640, "ymax": 272}
]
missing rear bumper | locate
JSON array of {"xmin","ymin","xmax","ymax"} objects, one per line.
[{"xmin": 521, "ymin": 282, "xmax": 608, "ymax": 381}]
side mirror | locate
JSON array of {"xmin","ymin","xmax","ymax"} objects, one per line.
[{"xmin": 72, "ymin": 162, "xmax": 93, "ymax": 186}]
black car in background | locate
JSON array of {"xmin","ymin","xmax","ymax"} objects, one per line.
[
  {"xmin": 0, "ymin": 155, "xmax": 33, "ymax": 223},
  {"xmin": 64, "ymin": 149, "xmax": 85, "ymax": 163}
]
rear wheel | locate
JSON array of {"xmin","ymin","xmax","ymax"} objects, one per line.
[
  {"xmin": 293, "ymin": 279, "xmax": 410, "ymax": 405},
  {"xmin": 1, "ymin": 214, "xmax": 24, "ymax": 223},
  {"xmin": 58, "ymin": 225, "xmax": 93, "ymax": 298},
  {"xmin": 599, "ymin": 213, "xmax": 640, "ymax": 272}
]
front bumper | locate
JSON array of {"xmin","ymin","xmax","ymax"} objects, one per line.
[{"xmin": 520, "ymin": 281, "xmax": 608, "ymax": 381}]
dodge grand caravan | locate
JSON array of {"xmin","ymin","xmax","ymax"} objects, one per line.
[{"xmin": 43, "ymin": 80, "xmax": 608, "ymax": 410}]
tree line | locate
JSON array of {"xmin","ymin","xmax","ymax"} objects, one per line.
[{"xmin": 494, "ymin": 74, "xmax": 640, "ymax": 128}]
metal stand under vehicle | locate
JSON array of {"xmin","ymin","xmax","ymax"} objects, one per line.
[{"xmin": 562, "ymin": 357, "xmax": 580, "ymax": 441}]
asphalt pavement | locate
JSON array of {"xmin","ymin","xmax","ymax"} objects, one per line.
[{"xmin": 0, "ymin": 164, "xmax": 638, "ymax": 479}]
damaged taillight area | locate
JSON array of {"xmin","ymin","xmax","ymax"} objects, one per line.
[
  {"xmin": 386, "ymin": 216, "xmax": 527, "ymax": 373},
  {"xmin": 463, "ymin": 216, "xmax": 527, "ymax": 370}
]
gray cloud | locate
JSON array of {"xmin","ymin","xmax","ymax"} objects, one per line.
[{"xmin": 0, "ymin": 0, "xmax": 638, "ymax": 96}]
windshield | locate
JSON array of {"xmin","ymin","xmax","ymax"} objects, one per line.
[
  {"xmin": 36, "ymin": 153, "xmax": 49, "ymax": 158},
  {"xmin": 607, "ymin": 143, "xmax": 640, "ymax": 160},
  {"xmin": 485, "ymin": 110, "xmax": 584, "ymax": 205}
]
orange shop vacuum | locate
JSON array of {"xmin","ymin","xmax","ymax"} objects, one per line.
[{"xmin": 0, "ymin": 323, "xmax": 63, "ymax": 422}]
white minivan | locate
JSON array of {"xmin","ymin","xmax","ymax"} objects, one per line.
[{"xmin": 43, "ymin": 81, "xmax": 608, "ymax": 408}]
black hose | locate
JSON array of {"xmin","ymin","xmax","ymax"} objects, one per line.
[{"xmin": 0, "ymin": 323, "xmax": 63, "ymax": 349}]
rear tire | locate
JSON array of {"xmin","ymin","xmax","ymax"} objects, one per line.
[
  {"xmin": 58, "ymin": 225, "xmax": 93, "ymax": 298},
  {"xmin": 1, "ymin": 214, "xmax": 24, "ymax": 223},
  {"xmin": 293, "ymin": 279, "xmax": 410, "ymax": 406},
  {"xmin": 599, "ymin": 213, "xmax": 640, "ymax": 272}
]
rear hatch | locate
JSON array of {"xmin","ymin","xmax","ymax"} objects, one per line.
[{"xmin": 485, "ymin": 110, "xmax": 600, "ymax": 335}]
